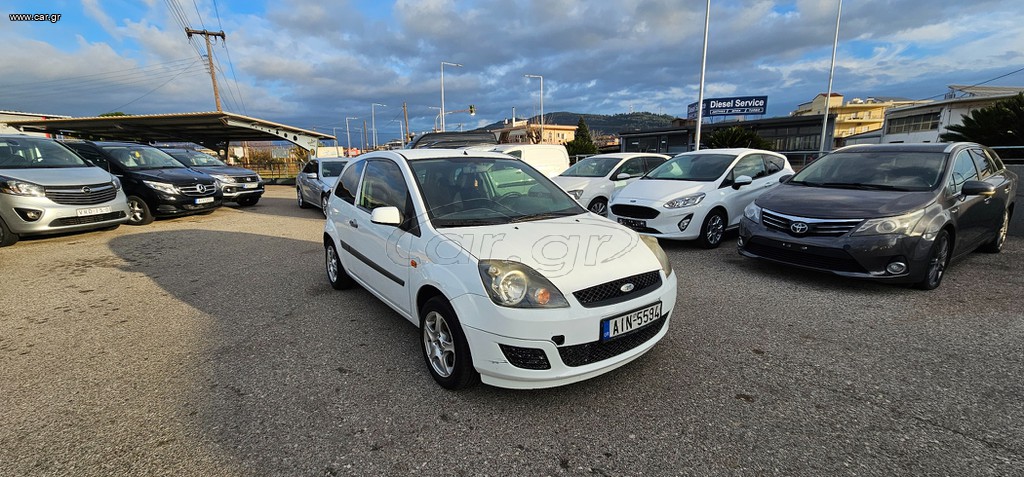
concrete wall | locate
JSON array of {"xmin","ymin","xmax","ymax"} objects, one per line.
[{"xmin": 1009, "ymin": 165, "xmax": 1024, "ymax": 237}]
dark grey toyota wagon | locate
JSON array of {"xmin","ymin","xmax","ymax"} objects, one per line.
[{"xmin": 738, "ymin": 142, "xmax": 1016, "ymax": 290}]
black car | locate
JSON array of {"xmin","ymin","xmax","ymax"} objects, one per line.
[
  {"xmin": 405, "ymin": 131, "xmax": 498, "ymax": 149},
  {"xmin": 161, "ymin": 148, "xmax": 264, "ymax": 206},
  {"xmin": 738, "ymin": 142, "xmax": 1016, "ymax": 290},
  {"xmin": 63, "ymin": 141, "xmax": 222, "ymax": 225}
]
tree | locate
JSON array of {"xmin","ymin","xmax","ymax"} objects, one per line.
[
  {"xmin": 98, "ymin": 112, "xmax": 129, "ymax": 117},
  {"xmin": 565, "ymin": 116, "xmax": 598, "ymax": 156},
  {"xmin": 702, "ymin": 126, "xmax": 773, "ymax": 150},
  {"xmin": 940, "ymin": 93, "xmax": 1024, "ymax": 146}
]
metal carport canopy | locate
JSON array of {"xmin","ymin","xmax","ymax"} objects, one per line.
[{"xmin": 5, "ymin": 111, "xmax": 334, "ymax": 153}]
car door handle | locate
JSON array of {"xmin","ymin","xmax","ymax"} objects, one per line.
[
  {"xmin": 348, "ymin": 219, "xmax": 358, "ymax": 228},
  {"xmin": 950, "ymin": 207, "xmax": 959, "ymax": 214},
  {"xmin": 764, "ymin": 182, "xmax": 774, "ymax": 187}
]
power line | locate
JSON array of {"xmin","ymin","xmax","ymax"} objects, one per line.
[
  {"xmin": 0, "ymin": 58, "xmax": 196, "ymax": 89},
  {"xmin": 916, "ymin": 65, "xmax": 1024, "ymax": 101},
  {"xmin": 4, "ymin": 64, "xmax": 208, "ymax": 100},
  {"xmin": 104, "ymin": 58, "xmax": 203, "ymax": 113},
  {"xmin": 213, "ymin": 0, "xmax": 247, "ymax": 115}
]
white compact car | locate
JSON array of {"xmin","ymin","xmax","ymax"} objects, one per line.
[
  {"xmin": 551, "ymin": 153, "xmax": 669, "ymax": 216},
  {"xmin": 323, "ymin": 149, "xmax": 677, "ymax": 390},
  {"xmin": 608, "ymin": 148, "xmax": 793, "ymax": 248}
]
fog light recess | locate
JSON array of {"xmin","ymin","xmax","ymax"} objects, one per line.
[
  {"xmin": 678, "ymin": 214, "xmax": 694, "ymax": 232},
  {"xmin": 886, "ymin": 262, "xmax": 907, "ymax": 275},
  {"xmin": 15, "ymin": 208, "xmax": 43, "ymax": 222}
]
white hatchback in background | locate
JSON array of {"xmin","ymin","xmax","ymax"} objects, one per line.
[
  {"xmin": 323, "ymin": 149, "xmax": 677, "ymax": 390},
  {"xmin": 608, "ymin": 148, "xmax": 794, "ymax": 248},
  {"xmin": 551, "ymin": 153, "xmax": 669, "ymax": 216}
]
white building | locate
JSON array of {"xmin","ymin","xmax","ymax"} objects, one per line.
[
  {"xmin": 880, "ymin": 85, "xmax": 1024, "ymax": 143},
  {"xmin": 1, "ymin": 110, "xmax": 71, "ymax": 136}
]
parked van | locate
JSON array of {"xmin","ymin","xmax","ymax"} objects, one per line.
[{"xmin": 487, "ymin": 144, "xmax": 570, "ymax": 177}]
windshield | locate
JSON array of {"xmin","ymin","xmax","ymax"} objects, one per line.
[
  {"xmin": 166, "ymin": 149, "xmax": 227, "ymax": 167},
  {"xmin": 0, "ymin": 137, "xmax": 90, "ymax": 169},
  {"xmin": 790, "ymin": 151, "xmax": 946, "ymax": 191},
  {"xmin": 645, "ymin": 153, "xmax": 735, "ymax": 181},
  {"xmin": 321, "ymin": 161, "xmax": 347, "ymax": 177},
  {"xmin": 99, "ymin": 145, "xmax": 186, "ymax": 170},
  {"xmin": 410, "ymin": 157, "xmax": 585, "ymax": 228},
  {"xmin": 559, "ymin": 156, "xmax": 621, "ymax": 177}
]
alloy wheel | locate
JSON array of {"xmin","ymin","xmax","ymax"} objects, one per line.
[
  {"xmin": 927, "ymin": 234, "xmax": 949, "ymax": 287},
  {"xmin": 326, "ymin": 245, "xmax": 339, "ymax": 282},
  {"xmin": 128, "ymin": 198, "xmax": 145, "ymax": 223},
  {"xmin": 423, "ymin": 311, "xmax": 456, "ymax": 378},
  {"xmin": 706, "ymin": 214, "xmax": 724, "ymax": 245},
  {"xmin": 589, "ymin": 200, "xmax": 607, "ymax": 216}
]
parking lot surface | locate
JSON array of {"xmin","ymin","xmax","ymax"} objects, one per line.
[{"xmin": 2, "ymin": 186, "xmax": 1022, "ymax": 476}]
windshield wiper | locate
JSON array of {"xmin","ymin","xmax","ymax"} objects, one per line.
[
  {"xmin": 510, "ymin": 212, "xmax": 577, "ymax": 223},
  {"xmin": 817, "ymin": 182, "xmax": 907, "ymax": 191}
]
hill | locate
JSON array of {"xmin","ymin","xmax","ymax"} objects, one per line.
[{"xmin": 478, "ymin": 111, "xmax": 676, "ymax": 136}]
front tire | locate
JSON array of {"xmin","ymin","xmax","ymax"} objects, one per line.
[
  {"xmin": 979, "ymin": 209, "xmax": 1009, "ymax": 253},
  {"xmin": 420, "ymin": 296, "xmax": 478, "ymax": 390},
  {"xmin": 588, "ymin": 197, "xmax": 608, "ymax": 217},
  {"xmin": 297, "ymin": 188, "xmax": 310, "ymax": 208},
  {"xmin": 321, "ymin": 194, "xmax": 330, "ymax": 217},
  {"xmin": 697, "ymin": 209, "xmax": 726, "ymax": 249},
  {"xmin": 236, "ymin": 196, "xmax": 260, "ymax": 207},
  {"xmin": 0, "ymin": 216, "xmax": 19, "ymax": 247},
  {"xmin": 915, "ymin": 230, "xmax": 951, "ymax": 290},
  {"xmin": 126, "ymin": 196, "xmax": 154, "ymax": 225},
  {"xmin": 325, "ymin": 241, "xmax": 354, "ymax": 290}
]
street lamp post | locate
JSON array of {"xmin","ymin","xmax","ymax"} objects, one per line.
[
  {"xmin": 371, "ymin": 103, "xmax": 385, "ymax": 149},
  {"xmin": 694, "ymin": 0, "xmax": 710, "ymax": 151},
  {"xmin": 345, "ymin": 116, "xmax": 357, "ymax": 157},
  {"xmin": 524, "ymin": 74, "xmax": 544, "ymax": 143},
  {"xmin": 440, "ymin": 61, "xmax": 462, "ymax": 132}
]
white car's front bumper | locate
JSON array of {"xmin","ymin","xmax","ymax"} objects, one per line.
[{"xmin": 609, "ymin": 202, "xmax": 710, "ymax": 240}]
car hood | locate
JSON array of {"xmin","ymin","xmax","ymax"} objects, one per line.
[
  {"xmin": 756, "ymin": 184, "xmax": 936, "ymax": 218},
  {"xmin": 551, "ymin": 176, "xmax": 599, "ymax": 191},
  {"xmin": 131, "ymin": 168, "xmax": 215, "ymax": 184},
  {"xmin": 437, "ymin": 214, "xmax": 663, "ymax": 291},
  {"xmin": 0, "ymin": 167, "xmax": 115, "ymax": 186},
  {"xmin": 615, "ymin": 179, "xmax": 710, "ymax": 203},
  {"xmin": 190, "ymin": 166, "xmax": 257, "ymax": 177}
]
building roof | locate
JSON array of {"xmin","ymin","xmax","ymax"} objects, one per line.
[
  {"xmin": 0, "ymin": 110, "xmax": 71, "ymax": 119},
  {"xmin": 947, "ymin": 85, "xmax": 1024, "ymax": 97},
  {"xmin": 3, "ymin": 111, "xmax": 334, "ymax": 151}
]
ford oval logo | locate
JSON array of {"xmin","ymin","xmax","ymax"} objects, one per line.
[
  {"xmin": 790, "ymin": 222, "xmax": 809, "ymax": 234},
  {"xmin": 620, "ymin": 283, "xmax": 635, "ymax": 293}
]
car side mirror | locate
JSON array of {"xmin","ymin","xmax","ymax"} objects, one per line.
[
  {"xmin": 307, "ymin": 172, "xmax": 319, "ymax": 179},
  {"xmin": 961, "ymin": 180, "xmax": 995, "ymax": 197},
  {"xmin": 615, "ymin": 173, "xmax": 631, "ymax": 180},
  {"xmin": 779, "ymin": 174, "xmax": 793, "ymax": 183},
  {"xmin": 370, "ymin": 206, "xmax": 402, "ymax": 226},
  {"xmin": 732, "ymin": 175, "xmax": 753, "ymax": 190}
]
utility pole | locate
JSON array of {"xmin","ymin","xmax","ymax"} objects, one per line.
[
  {"xmin": 185, "ymin": 28, "xmax": 226, "ymax": 112},
  {"xmin": 362, "ymin": 120, "xmax": 368, "ymax": 152},
  {"xmin": 403, "ymin": 102, "xmax": 410, "ymax": 146}
]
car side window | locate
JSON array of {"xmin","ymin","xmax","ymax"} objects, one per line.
[
  {"xmin": 643, "ymin": 156, "xmax": 667, "ymax": 172},
  {"xmin": 764, "ymin": 154, "xmax": 785, "ymax": 175},
  {"xmin": 302, "ymin": 161, "xmax": 317, "ymax": 174},
  {"xmin": 616, "ymin": 158, "xmax": 645, "ymax": 178},
  {"xmin": 69, "ymin": 145, "xmax": 108, "ymax": 168},
  {"xmin": 334, "ymin": 160, "xmax": 365, "ymax": 204},
  {"xmin": 731, "ymin": 155, "xmax": 766, "ymax": 180},
  {"xmin": 948, "ymin": 150, "xmax": 979, "ymax": 196},
  {"xmin": 358, "ymin": 160, "xmax": 409, "ymax": 212},
  {"xmin": 968, "ymin": 149, "xmax": 996, "ymax": 179}
]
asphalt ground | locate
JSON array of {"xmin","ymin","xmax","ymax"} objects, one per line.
[{"xmin": 1, "ymin": 185, "xmax": 1022, "ymax": 476}]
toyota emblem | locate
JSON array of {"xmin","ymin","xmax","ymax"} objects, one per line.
[
  {"xmin": 790, "ymin": 222, "xmax": 809, "ymax": 234},
  {"xmin": 620, "ymin": 283, "xmax": 635, "ymax": 293}
]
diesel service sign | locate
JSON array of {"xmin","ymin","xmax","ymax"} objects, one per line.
[{"xmin": 687, "ymin": 96, "xmax": 768, "ymax": 118}]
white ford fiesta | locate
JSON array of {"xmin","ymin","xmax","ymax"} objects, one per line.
[
  {"xmin": 608, "ymin": 148, "xmax": 794, "ymax": 248},
  {"xmin": 323, "ymin": 149, "xmax": 677, "ymax": 390}
]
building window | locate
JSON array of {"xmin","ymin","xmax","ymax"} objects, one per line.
[{"xmin": 886, "ymin": 113, "xmax": 940, "ymax": 134}]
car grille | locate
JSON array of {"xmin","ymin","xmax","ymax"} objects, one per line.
[
  {"xmin": 762, "ymin": 209, "xmax": 862, "ymax": 237},
  {"xmin": 177, "ymin": 184, "xmax": 217, "ymax": 197},
  {"xmin": 499, "ymin": 345, "xmax": 551, "ymax": 370},
  {"xmin": 573, "ymin": 270, "xmax": 662, "ymax": 308},
  {"xmin": 610, "ymin": 204, "xmax": 660, "ymax": 219},
  {"xmin": 234, "ymin": 175, "xmax": 260, "ymax": 183},
  {"xmin": 49, "ymin": 211, "xmax": 126, "ymax": 227},
  {"xmin": 44, "ymin": 183, "xmax": 118, "ymax": 205},
  {"xmin": 557, "ymin": 314, "xmax": 668, "ymax": 367},
  {"xmin": 743, "ymin": 237, "xmax": 868, "ymax": 273}
]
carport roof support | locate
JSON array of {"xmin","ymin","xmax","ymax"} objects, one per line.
[{"xmin": 4, "ymin": 111, "xmax": 334, "ymax": 152}]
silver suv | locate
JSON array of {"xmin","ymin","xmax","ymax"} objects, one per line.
[{"xmin": 0, "ymin": 135, "xmax": 129, "ymax": 247}]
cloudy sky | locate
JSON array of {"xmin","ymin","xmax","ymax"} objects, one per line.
[{"xmin": 2, "ymin": 0, "xmax": 1023, "ymax": 143}]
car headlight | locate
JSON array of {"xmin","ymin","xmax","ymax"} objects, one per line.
[
  {"xmin": 664, "ymin": 192, "xmax": 705, "ymax": 209},
  {"xmin": 111, "ymin": 176, "xmax": 122, "ymax": 191},
  {"xmin": 567, "ymin": 189, "xmax": 584, "ymax": 200},
  {"xmin": 0, "ymin": 178, "xmax": 45, "ymax": 197},
  {"xmin": 210, "ymin": 173, "xmax": 236, "ymax": 183},
  {"xmin": 142, "ymin": 180, "xmax": 178, "ymax": 194},
  {"xmin": 255, "ymin": 173, "xmax": 263, "ymax": 182},
  {"xmin": 851, "ymin": 209, "xmax": 925, "ymax": 236},
  {"xmin": 640, "ymin": 234, "xmax": 672, "ymax": 276},
  {"xmin": 743, "ymin": 202, "xmax": 761, "ymax": 222},
  {"xmin": 478, "ymin": 260, "xmax": 569, "ymax": 308}
]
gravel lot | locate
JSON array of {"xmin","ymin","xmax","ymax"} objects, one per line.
[{"xmin": 2, "ymin": 185, "xmax": 1022, "ymax": 476}]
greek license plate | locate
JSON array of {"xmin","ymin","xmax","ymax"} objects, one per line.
[
  {"xmin": 195, "ymin": 197, "xmax": 215, "ymax": 204},
  {"xmin": 601, "ymin": 302, "xmax": 661, "ymax": 341},
  {"xmin": 617, "ymin": 217, "xmax": 646, "ymax": 229},
  {"xmin": 76, "ymin": 206, "xmax": 111, "ymax": 217},
  {"xmin": 242, "ymin": 182, "xmax": 258, "ymax": 189}
]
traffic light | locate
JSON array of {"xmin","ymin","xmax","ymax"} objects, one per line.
[{"xmin": 469, "ymin": 104, "xmax": 476, "ymax": 115}]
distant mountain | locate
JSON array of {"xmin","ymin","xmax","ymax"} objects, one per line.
[{"xmin": 478, "ymin": 112, "xmax": 676, "ymax": 136}]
